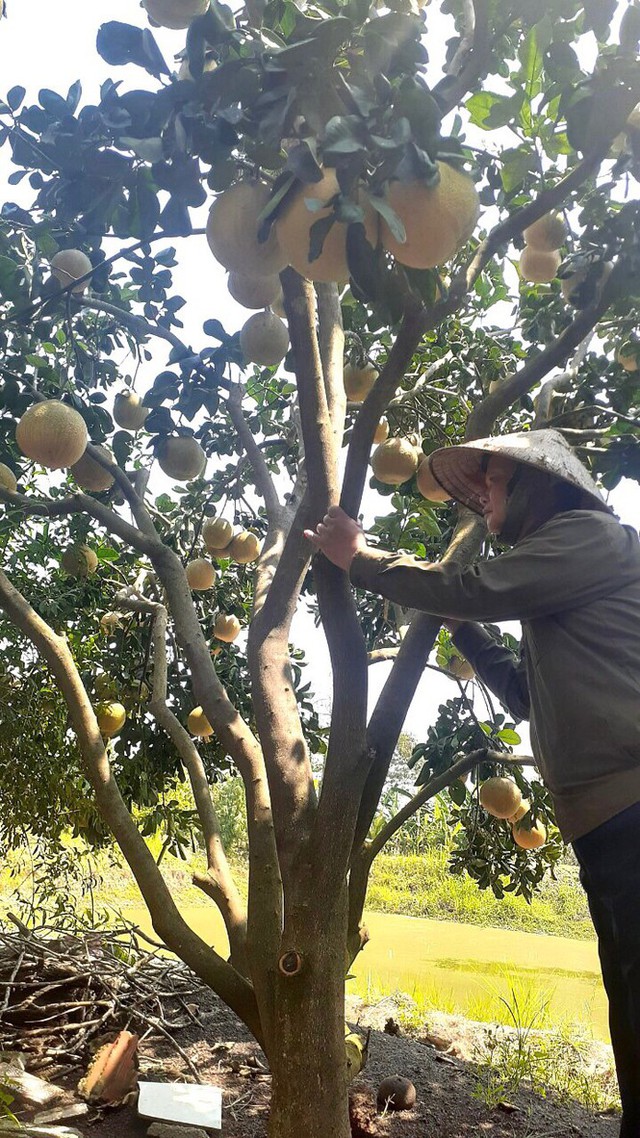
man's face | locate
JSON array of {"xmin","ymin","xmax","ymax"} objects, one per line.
[{"xmin": 480, "ymin": 456, "xmax": 518, "ymax": 534}]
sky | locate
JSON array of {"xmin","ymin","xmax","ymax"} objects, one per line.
[{"xmin": 0, "ymin": 1, "xmax": 637, "ymax": 751}]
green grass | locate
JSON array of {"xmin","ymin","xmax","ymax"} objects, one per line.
[
  {"xmin": 1, "ymin": 839, "xmax": 592, "ymax": 942},
  {"xmin": 366, "ymin": 851, "xmax": 594, "ymax": 940}
]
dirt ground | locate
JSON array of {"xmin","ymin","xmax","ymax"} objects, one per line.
[{"xmin": 13, "ymin": 983, "xmax": 623, "ymax": 1138}]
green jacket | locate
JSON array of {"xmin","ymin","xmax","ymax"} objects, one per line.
[{"xmin": 350, "ymin": 510, "xmax": 640, "ymax": 841}]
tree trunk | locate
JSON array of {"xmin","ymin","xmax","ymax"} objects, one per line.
[{"xmin": 266, "ymin": 893, "xmax": 352, "ymax": 1138}]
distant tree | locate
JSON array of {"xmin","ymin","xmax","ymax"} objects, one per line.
[{"xmin": 0, "ymin": 0, "xmax": 638, "ymax": 1133}]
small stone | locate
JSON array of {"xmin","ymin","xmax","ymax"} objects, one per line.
[
  {"xmin": 33, "ymin": 1105, "xmax": 89, "ymax": 1125},
  {"xmin": 0, "ymin": 1064, "xmax": 65, "ymax": 1106},
  {"xmin": 148, "ymin": 1125, "xmax": 209, "ymax": 1138}
]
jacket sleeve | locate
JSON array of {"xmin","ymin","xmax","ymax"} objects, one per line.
[
  {"xmin": 452, "ymin": 623, "xmax": 530, "ymax": 722},
  {"xmin": 349, "ymin": 512, "xmax": 638, "ymax": 623}
]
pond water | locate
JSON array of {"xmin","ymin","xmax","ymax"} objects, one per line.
[{"xmin": 126, "ymin": 905, "xmax": 609, "ymax": 1043}]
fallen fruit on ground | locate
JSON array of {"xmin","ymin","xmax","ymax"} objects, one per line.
[
  {"xmin": 61, "ymin": 544, "xmax": 99, "ymax": 578},
  {"xmin": 344, "ymin": 363, "xmax": 378, "ymax": 402},
  {"xmin": 227, "ymin": 530, "xmax": 261, "ymax": 564},
  {"xmin": 71, "ymin": 446, "xmax": 115, "ymax": 492},
  {"xmin": 380, "ymin": 162, "xmax": 479, "ymax": 269},
  {"xmin": 416, "ymin": 455, "xmax": 451, "ymax": 502},
  {"xmin": 513, "ymin": 815, "xmax": 547, "ymax": 849},
  {"xmin": 275, "ymin": 169, "xmax": 378, "ymax": 283},
  {"xmin": 50, "ymin": 249, "xmax": 93, "ymax": 293},
  {"xmin": 97, "ymin": 702, "xmax": 127, "ymax": 738},
  {"xmin": 376, "ymin": 1075, "xmax": 417, "ymax": 1111},
  {"xmin": 214, "ymin": 613, "xmax": 241, "ymax": 642},
  {"xmin": 227, "ymin": 271, "xmax": 282, "ymax": 310},
  {"xmin": 157, "ymin": 436, "xmax": 206, "ymax": 481},
  {"xmin": 479, "ymin": 776, "xmax": 522, "ymax": 819},
  {"xmin": 113, "ymin": 391, "xmax": 149, "ymax": 431},
  {"xmin": 187, "ymin": 706, "xmax": 213, "ymax": 736},
  {"xmin": 142, "ymin": 0, "xmax": 208, "ymax": 29},
  {"xmin": 203, "ymin": 516, "xmax": 234, "ymax": 551},
  {"xmin": 371, "ymin": 437, "xmax": 420, "ymax": 485},
  {"xmin": 206, "ymin": 181, "xmax": 287, "ymax": 276},
  {"xmin": 186, "ymin": 558, "xmax": 216, "ymax": 591},
  {"xmin": 519, "ymin": 246, "xmax": 561, "ymax": 283},
  {"xmin": 16, "ymin": 401, "xmax": 88, "ymax": 470},
  {"xmin": 240, "ymin": 311, "xmax": 289, "ymax": 367},
  {"xmin": 0, "ymin": 463, "xmax": 17, "ymax": 493},
  {"xmin": 523, "ymin": 212, "xmax": 567, "ymax": 251}
]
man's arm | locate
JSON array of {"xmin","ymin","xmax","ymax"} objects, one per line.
[
  {"xmin": 306, "ymin": 506, "xmax": 639, "ymax": 622},
  {"xmin": 451, "ymin": 622, "xmax": 530, "ymax": 721}
]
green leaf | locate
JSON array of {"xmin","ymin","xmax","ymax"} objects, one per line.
[
  {"xmin": 369, "ymin": 193, "xmax": 406, "ymax": 243},
  {"xmin": 497, "ymin": 728, "xmax": 521, "ymax": 745}
]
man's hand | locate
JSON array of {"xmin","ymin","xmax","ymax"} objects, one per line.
[{"xmin": 304, "ymin": 506, "xmax": 368, "ymax": 571}]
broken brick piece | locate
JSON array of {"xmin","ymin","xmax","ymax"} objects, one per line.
[{"xmin": 77, "ymin": 1030, "xmax": 139, "ymax": 1105}]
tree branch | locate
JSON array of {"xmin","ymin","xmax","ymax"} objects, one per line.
[
  {"xmin": 354, "ymin": 512, "xmax": 485, "ymax": 852},
  {"xmin": 437, "ymin": 0, "xmax": 490, "ymax": 116},
  {"xmin": 118, "ymin": 590, "xmax": 249, "ymax": 976},
  {"xmin": 316, "ymin": 282, "xmax": 346, "ymax": 446},
  {"xmin": 0, "ymin": 567, "xmax": 262, "ymax": 1042},
  {"xmin": 0, "ymin": 486, "xmax": 157, "ymax": 556},
  {"xmin": 226, "ymin": 384, "xmax": 282, "ymax": 524},
  {"xmin": 467, "ymin": 291, "xmax": 612, "ymax": 438}
]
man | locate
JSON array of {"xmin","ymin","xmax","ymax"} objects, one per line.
[{"xmin": 305, "ymin": 428, "xmax": 640, "ymax": 1136}]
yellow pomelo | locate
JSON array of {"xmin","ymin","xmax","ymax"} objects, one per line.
[
  {"xmin": 380, "ymin": 163, "xmax": 479, "ymax": 269},
  {"xmin": 344, "ymin": 363, "xmax": 378, "ymax": 402},
  {"xmin": 371, "ymin": 437, "xmax": 419, "ymax": 485},
  {"xmin": 416, "ymin": 455, "xmax": 451, "ymax": 502},
  {"xmin": 270, "ymin": 292, "xmax": 286, "ymax": 319},
  {"xmin": 113, "ymin": 391, "xmax": 149, "ymax": 431},
  {"xmin": 50, "ymin": 249, "xmax": 93, "ymax": 294},
  {"xmin": 519, "ymin": 246, "xmax": 561, "ymax": 283},
  {"xmin": 512, "ymin": 815, "xmax": 547, "ymax": 849},
  {"xmin": 227, "ymin": 271, "xmax": 282, "ymax": 310},
  {"xmin": 240, "ymin": 311, "xmax": 289, "ymax": 367},
  {"xmin": 178, "ymin": 56, "xmax": 217, "ymax": 80},
  {"xmin": 275, "ymin": 169, "xmax": 378, "ymax": 283},
  {"xmin": 16, "ymin": 401, "xmax": 88, "ymax": 470},
  {"xmin": 627, "ymin": 103, "xmax": 640, "ymax": 130},
  {"xmin": 560, "ymin": 261, "xmax": 612, "ymax": 308},
  {"xmin": 71, "ymin": 445, "xmax": 115, "ymax": 492},
  {"xmin": 617, "ymin": 343, "xmax": 639, "ymax": 372},
  {"xmin": 186, "ymin": 558, "xmax": 216, "ymax": 591},
  {"xmin": 157, "ymin": 436, "xmax": 206, "ymax": 481},
  {"xmin": 373, "ymin": 418, "xmax": 389, "ymax": 444},
  {"xmin": 187, "ymin": 706, "xmax": 214, "ymax": 737},
  {"xmin": 508, "ymin": 798, "xmax": 530, "ymax": 824},
  {"xmin": 100, "ymin": 612, "xmax": 122, "ymax": 634},
  {"xmin": 227, "ymin": 530, "xmax": 260, "ymax": 564},
  {"xmin": 214, "ymin": 613, "xmax": 242, "ymax": 642},
  {"xmin": 448, "ymin": 656, "xmax": 475, "ymax": 681},
  {"xmin": 206, "ymin": 182, "xmax": 287, "ymax": 276},
  {"xmin": 523, "ymin": 212, "xmax": 566, "ymax": 252},
  {"xmin": 479, "ymin": 776, "xmax": 522, "ymax": 819},
  {"xmin": 142, "ymin": 0, "xmax": 208, "ymax": 29},
  {"xmin": 61, "ymin": 544, "xmax": 98, "ymax": 578},
  {"xmin": 97, "ymin": 701, "xmax": 127, "ymax": 738},
  {"xmin": 203, "ymin": 516, "xmax": 234, "ymax": 552},
  {"xmin": 0, "ymin": 463, "xmax": 17, "ymax": 493}
]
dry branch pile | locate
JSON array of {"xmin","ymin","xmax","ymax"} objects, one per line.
[{"xmin": 0, "ymin": 918, "xmax": 202, "ymax": 1074}]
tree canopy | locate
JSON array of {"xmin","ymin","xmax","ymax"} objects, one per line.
[{"xmin": 0, "ymin": 0, "xmax": 638, "ymax": 1133}]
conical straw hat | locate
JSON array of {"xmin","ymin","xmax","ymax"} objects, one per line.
[{"xmin": 429, "ymin": 429, "xmax": 608, "ymax": 515}]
